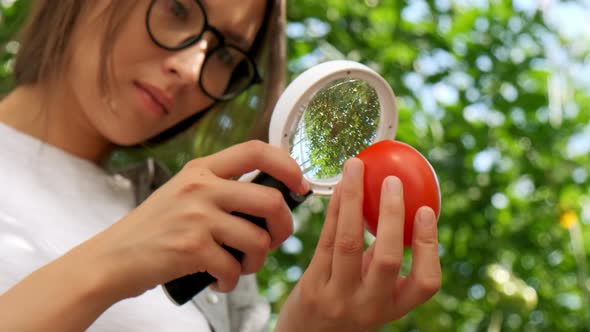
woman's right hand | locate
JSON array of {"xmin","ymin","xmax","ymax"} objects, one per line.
[{"xmin": 78, "ymin": 140, "xmax": 308, "ymax": 300}]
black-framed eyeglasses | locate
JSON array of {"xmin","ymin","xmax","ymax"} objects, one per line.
[{"xmin": 146, "ymin": 0, "xmax": 262, "ymax": 101}]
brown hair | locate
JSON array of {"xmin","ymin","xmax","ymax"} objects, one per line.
[{"xmin": 13, "ymin": 0, "xmax": 286, "ymax": 145}]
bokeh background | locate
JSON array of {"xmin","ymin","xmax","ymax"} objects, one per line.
[{"xmin": 1, "ymin": 1, "xmax": 590, "ymax": 331}]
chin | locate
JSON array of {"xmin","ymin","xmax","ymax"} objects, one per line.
[
  {"xmin": 97, "ymin": 118, "xmax": 164, "ymax": 147},
  {"xmin": 102, "ymin": 130, "xmax": 150, "ymax": 147}
]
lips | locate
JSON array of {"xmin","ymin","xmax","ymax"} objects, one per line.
[{"xmin": 134, "ymin": 81, "xmax": 173, "ymax": 114}]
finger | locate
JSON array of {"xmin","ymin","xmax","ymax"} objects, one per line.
[
  {"xmin": 192, "ymin": 140, "xmax": 309, "ymax": 195},
  {"xmin": 391, "ymin": 207, "xmax": 441, "ymax": 315},
  {"xmin": 331, "ymin": 158, "xmax": 365, "ymax": 287},
  {"xmin": 213, "ymin": 179, "xmax": 293, "ymax": 250},
  {"xmin": 194, "ymin": 237, "xmax": 243, "ymax": 292},
  {"xmin": 210, "ymin": 211, "xmax": 272, "ymax": 275},
  {"xmin": 365, "ymin": 176, "xmax": 405, "ymax": 294},
  {"xmin": 308, "ymin": 183, "xmax": 342, "ymax": 280}
]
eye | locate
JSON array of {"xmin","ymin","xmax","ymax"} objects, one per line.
[
  {"xmin": 215, "ymin": 48, "xmax": 237, "ymax": 67},
  {"xmin": 167, "ymin": 0, "xmax": 189, "ymax": 21}
]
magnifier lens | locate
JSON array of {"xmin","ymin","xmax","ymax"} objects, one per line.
[{"xmin": 289, "ymin": 78, "xmax": 381, "ymax": 183}]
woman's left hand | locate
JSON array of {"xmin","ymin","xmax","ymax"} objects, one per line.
[{"xmin": 275, "ymin": 158, "xmax": 441, "ymax": 332}]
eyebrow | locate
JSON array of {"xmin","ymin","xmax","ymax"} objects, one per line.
[{"xmin": 198, "ymin": 0, "xmax": 251, "ymax": 50}]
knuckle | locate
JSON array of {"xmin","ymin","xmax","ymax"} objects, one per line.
[
  {"xmin": 383, "ymin": 196, "xmax": 404, "ymax": 216},
  {"xmin": 416, "ymin": 276, "xmax": 442, "ymax": 297},
  {"xmin": 373, "ymin": 254, "xmax": 402, "ymax": 274},
  {"xmin": 170, "ymin": 238, "xmax": 195, "ymax": 256},
  {"xmin": 334, "ymin": 236, "xmax": 363, "ymax": 256},
  {"xmin": 264, "ymin": 190, "xmax": 293, "ymax": 243},
  {"xmin": 246, "ymin": 140, "xmax": 267, "ymax": 156},
  {"xmin": 183, "ymin": 158, "xmax": 204, "ymax": 171},
  {"xmin": 182, "ymin": 161, "xmax": 213, "ymax": 179},
  {"xmin": 355, "ymin": 310, "xmax": 382, "ymax": 329},
  {"xmin": 217, "ymin": 261, "xmax": 242, "ymax": 292},
  {"xmin": 218, "ymin": 279, "xmax": 239, "ymax": 293},
  {"xmin": 415, "ymin": 232, "xmax": 438, "ymax": 247},
  {"xmin": 318, "ymin": 236, "xmax": 335, "ymax": 252},
  {"xmin": 178, "ymin": 177, "xmax": 211, "ymax": 196},
  {"xmin": 225, "ymin": 263, "xmax": 242, "ymax": 289},
  {"xmin": 278, "ymin": 222, "xmax": 294, "ymax": 244},
  {"xmin": 341, "ymin": 185, "xmax": 361, "ymax": 201},
  {"xmin": 392, "ymin": 194, "xmax": 404, "ymax": 207},
  {"xmin": 297, "ymin": 280, "xmax": 320, "ymax": 309},
  {"xmin": 324, "ymin": 302, "xmax": 348, "ymax": 320},
  {"xmin": 252, "ymin": 230, "xmax": 271, "ymax": 253},
  {"xmin": 180, "ymin": 209, "xmax": 208, "ymax": 223},
  {"xmin": 242, "ymin": 256, "xmax": 263, "ymax": 274},
  {"xmin": 170, "ymin": 232, "xmax": 207, "ymax": 257},
  {"xmin": 246, "ymin": 246, "xmax": 271, "ymax": 272},
  {"xmin": 266, "ymin": 189, "xmax": 286, "ymax": 213}
]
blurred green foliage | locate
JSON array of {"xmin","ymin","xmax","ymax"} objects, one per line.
[{"xmin": 1, "ymin": 1, "xmax": 590, "ymax": 331}]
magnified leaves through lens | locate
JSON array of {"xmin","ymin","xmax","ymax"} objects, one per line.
[{"xmin": 290, "ymin": 78, "xmax": 380, "ymax": 181}]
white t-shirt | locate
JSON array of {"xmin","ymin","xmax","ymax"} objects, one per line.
[{"xmin": 0, "ymin": 123, "xmax": 212, "ymax": 331}]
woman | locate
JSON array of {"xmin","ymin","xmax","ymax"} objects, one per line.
[{"xmin": 0, "ymin": 1, "xmax": 442, "ymax": 331}]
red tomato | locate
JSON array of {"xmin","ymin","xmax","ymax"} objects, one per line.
[{"xmin": 355, "ymin": 140, "xmax": 440, "ymax": 247}]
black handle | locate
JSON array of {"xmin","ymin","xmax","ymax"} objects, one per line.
[{"xmin": 163, "ymin": 172, "xmax": 311, "ymax": 305}]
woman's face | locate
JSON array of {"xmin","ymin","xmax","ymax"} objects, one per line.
[{"xmin": 66, "ymin": 0, "xmax": 267, "ymax": 146}]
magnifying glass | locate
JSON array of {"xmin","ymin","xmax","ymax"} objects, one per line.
[{"xmin": 163, "ymin": 60, "xmax": 398, "ymax": 305}]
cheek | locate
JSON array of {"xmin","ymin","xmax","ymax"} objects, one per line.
[
  {"xmin": 66, "ymin": 43, "xmax": 143, "ymax": 145},
  {"xmin": 67, "ymin": 36, "xmax": 107, "ymax": 123}
]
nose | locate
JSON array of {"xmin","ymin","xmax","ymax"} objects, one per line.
[{"xmin": 163, "ymin": 33, "xmax": 216, "ymax": 86}]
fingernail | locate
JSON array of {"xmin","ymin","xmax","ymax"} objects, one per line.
[
  {"xmin": 345, "ymin": 158, "xmax": 363, "ymax": 178},
  {"xmin": 417, "ymin": 207, "xmax": 436, "ymax": 226},
  {"xmin": 385, "ymin": 176, "xmax": 402, "ymax": 195}
]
